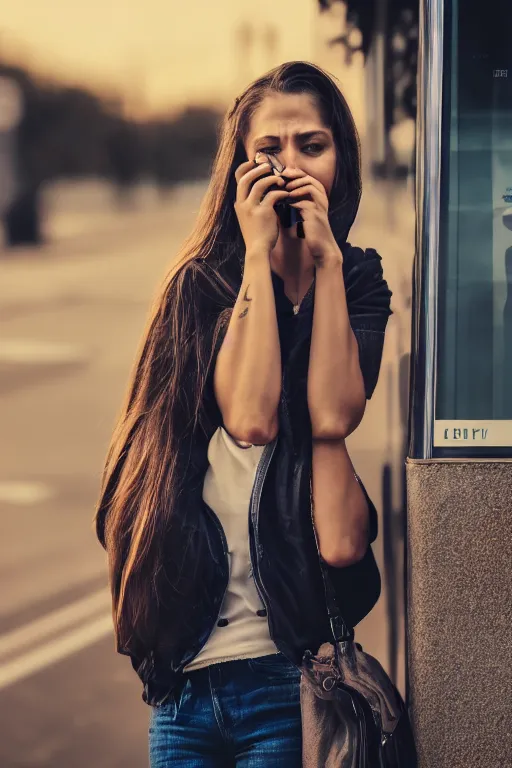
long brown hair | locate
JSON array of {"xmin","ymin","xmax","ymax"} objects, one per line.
[{"xmin": 94, "ymin": 61, "xmax": 362, "ymax": 658}]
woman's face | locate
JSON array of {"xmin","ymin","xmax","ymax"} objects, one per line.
[{"xmin": 243, "ymin": 92, "xmax": 338, "ymax": 198}]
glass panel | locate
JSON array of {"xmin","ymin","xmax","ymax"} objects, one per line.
[{"xmin": 435, "ymin": 0, "xmax": 512, "ymax": 450}]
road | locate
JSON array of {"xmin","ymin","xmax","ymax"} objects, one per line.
[{"xmin": 0, "ymin": 177, "xmax": 414, "ymax": 767}]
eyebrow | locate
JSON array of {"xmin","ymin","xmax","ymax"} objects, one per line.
[{"xmin": 252, "ymin": 130, "xmax": 330, "ymax": 144}]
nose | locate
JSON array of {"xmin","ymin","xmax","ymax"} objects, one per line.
[
  {"xmin": 276, "ymin": 162, "xmax": 300, "ymax": 184},
  {"xmin": 275, "ymin": 144, "xmax": 300, "ymax": 172},
  {"xmin": 279, "ymin": 152, "xmax": 299, "ymax": 172},
  {"xmin": 278, "ymin": 163, "xmax": 301, "ymax": 182}
]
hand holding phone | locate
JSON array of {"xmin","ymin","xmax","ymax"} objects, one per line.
[
  {"xmin": 254, "ymin": 152, "xmax": 305, "ymax": 237},
  {"xmin": 233, "ymin": 158, "xmax": 291, "ymax": 255}
]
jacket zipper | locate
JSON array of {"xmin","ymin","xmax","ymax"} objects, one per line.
[
  {"xmin": 281, "ymin": 369, "xmax": 324, "ymax": 596},
  {"xmin": 177, "ymin": 500, "xmax": 230, "ymax": 672},
  {"xmin": 249, "ymin": 437, "xmax": 278, "ymax": 638}
]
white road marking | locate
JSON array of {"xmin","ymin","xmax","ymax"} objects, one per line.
[
  {"xmin": 0, "ymin": 481, "xmax": 54, "ymax": 505},
  {"xmin": 0, "ymin": 339, "xmax": 87, "ymax": 364},
  {"xmin": 0, "ymin": 588, "xmax": 111, "ymax": 660},
  {"xmin": 0, "ymin": 614, "xmax": 113, "ymax": 690}
]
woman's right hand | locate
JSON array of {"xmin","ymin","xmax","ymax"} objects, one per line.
[{"xmin": 234, "ymin": 159, "xmax": 290, "ymax": 256}]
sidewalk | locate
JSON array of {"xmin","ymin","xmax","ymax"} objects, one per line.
[
  {"xmin": 0, "ymin": 178, "xmax": 208, "ymax": 253},
  {"xmin": 0, "ymin": 180, "xmax": 208, "ymax": 316}
]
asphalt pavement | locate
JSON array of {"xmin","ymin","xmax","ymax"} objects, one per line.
[{"xmin": 0, "ymin": 176, "xmax": 415, "ymax": 767}]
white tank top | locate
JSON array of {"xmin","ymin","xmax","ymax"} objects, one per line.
[{"xmin": 183, "ymin": 426, "xmax": 279, "ymax": 672}]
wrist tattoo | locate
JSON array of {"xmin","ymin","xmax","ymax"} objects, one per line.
[{"xmin": 238, "ymin": 284, "xmax": 252, "ymax": 319}]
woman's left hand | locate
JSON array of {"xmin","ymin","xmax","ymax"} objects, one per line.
[{"xmin": 284, "ymin": 169, "xmax": 342, "ymax": 266}]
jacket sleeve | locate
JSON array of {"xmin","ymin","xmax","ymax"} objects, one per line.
[{"xmin": 342, "ymin": 243, "xmax": 393, "ymax": 400}]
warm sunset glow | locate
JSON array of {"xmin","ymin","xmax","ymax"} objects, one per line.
[{"xmin": 1, "ymin": 0, "xmax": 320, "ymax": 115}]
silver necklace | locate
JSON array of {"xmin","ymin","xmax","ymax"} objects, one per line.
[
  {"xmin": 292, "ymin": 277, "xmax": 301, "ymax": 315},
  {"xmin": 293, "ymin": 276, "xmax": 307, "ymax": 314},
  {"xmin": 293, "ymin": 278, "xmax": 315, "ymax": 314}
]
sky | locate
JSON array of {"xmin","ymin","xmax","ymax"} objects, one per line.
[{"xmin": 0, "ymin": 0, "xmax": 322, "ymax": 115}]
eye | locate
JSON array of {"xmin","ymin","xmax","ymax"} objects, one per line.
[
  {"xmin": 257, "ymin": 143, "xmax": 325, "ymax": 155},
  {"xmin": 302, "ymin": 143, "xmax": 324, "ymax": 154}
]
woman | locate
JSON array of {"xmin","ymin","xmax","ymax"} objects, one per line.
[{"xmin": 95, "ymin": 61, "xmax": 392, "ymax": 767}]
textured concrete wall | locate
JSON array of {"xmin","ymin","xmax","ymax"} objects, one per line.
[{"xmin": 406, "ymin": 459, "xmax": 512, "ymax": 768}]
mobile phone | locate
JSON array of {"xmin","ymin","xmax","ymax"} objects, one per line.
[{"xmin": 253, "ymin": 151, "xmax": 305, "ymax": 237}]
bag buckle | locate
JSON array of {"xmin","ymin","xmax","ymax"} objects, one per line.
[{"xmin": 322, "ymin": 675, "xmax": 337, "ymax": 692}]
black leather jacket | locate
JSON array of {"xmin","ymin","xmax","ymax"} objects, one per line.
[{"xmin": 103, "ymin": 242, "xmax": 392, "ymax": 707}]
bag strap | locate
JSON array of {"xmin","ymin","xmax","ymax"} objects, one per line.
[
  {"xmin": 319, "ymin": 559, "xmax": 354, "ymax": 643},
  {"xmin": 309, "ymin": 473, "xmax": 354, "ymax": 644}
]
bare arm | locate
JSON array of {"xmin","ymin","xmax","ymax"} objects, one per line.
[
  {"xmin": 307, "ymin": 249, "xmax": 366, "ymax": 440},
  {"xmin": 281, "ymin": 172, "xmax": 389, "ymax": 567},
  {"xmin": 307, "ymin": 253, "xmax": 376, "ymax": 566},
  {"xmin": 311, "ymin": 438, "xmax": 371, "ymax": 567},
  {"xmin": 214, "ymin": 252, "xmax": 281, "ymax": 445},
  {"xmin": 282, "ymin": 171, "xmax": 366, "ymax": 438},
  {"xmin": 213, "ymin": 157, "xmax": 290, "ymax": 446}
]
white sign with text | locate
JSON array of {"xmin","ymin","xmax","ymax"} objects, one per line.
[{"xmin": 434, "ymin": 420, "xmax": 512, "ymax": 446}]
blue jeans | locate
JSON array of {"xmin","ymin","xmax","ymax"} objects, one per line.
[{"xmin": 149, "ymin": 653, "xmax": 302, "ymax": 767}]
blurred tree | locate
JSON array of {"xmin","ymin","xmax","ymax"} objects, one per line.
[
  {"xmin": 149, "ymin": 106, "xmax": 222, "ymax": 195},
  {"xmin": 0, "ymin": 57, "xmax": 222, "ymax": 243},
  {"xmin": 33, "ymin": 85, "xmax": 109, "ymax": 178},
  {"xmin": 319, "ymin": 0, "xmax": 376, "ymax": 59},
  {"xmin": 105, "ymin": 117, "xmax": 144, "ymax": 204},
  {"xmin": 0, "ymin": 63, "xmax": 43, "ymax": 245},
  {"xmin": 319, "ymin": 0, "xmax": 418, "ymax": 176}
]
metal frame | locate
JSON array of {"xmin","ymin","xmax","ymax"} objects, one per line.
[{"xmin": 409, "ymin": 0, "xmax": 444, "ymax": 459}]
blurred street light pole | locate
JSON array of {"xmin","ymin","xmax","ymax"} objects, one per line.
[
  {"xmin": 262, "ymin": 24, "xmax": 279, "ymax": 70},
  {"xmin": 364, "ymin": 0, "xmax": 388, "ymax": 176},
  {"xmin": 123, "ymin": 54, "xmax": 147, "ymax": 120},
  {"xmin": 234, "ymin": 21, "xmax": 255, "ymax": 92}
]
